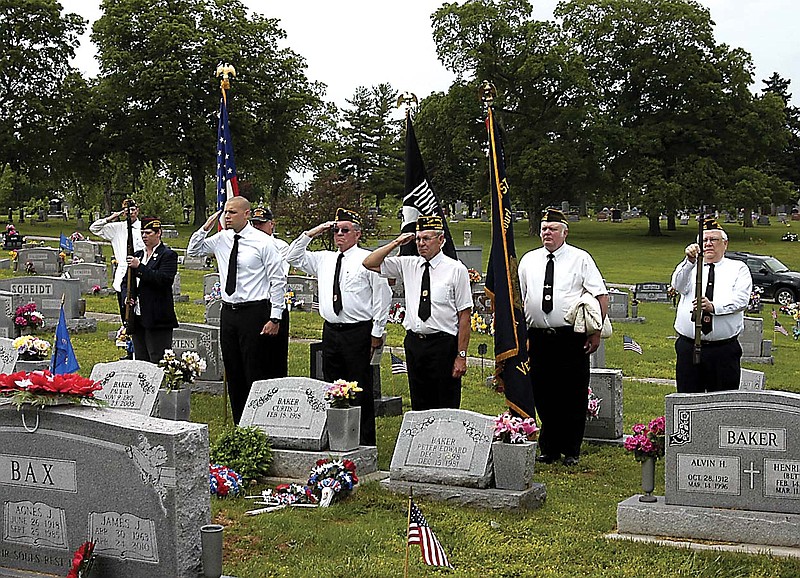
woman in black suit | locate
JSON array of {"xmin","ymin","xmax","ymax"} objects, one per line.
[{"xmin": 126, "ymin": 217, "xmax": 179, "ymax": 363}]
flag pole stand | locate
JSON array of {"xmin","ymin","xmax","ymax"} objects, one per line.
[{"xmin": 404, "ymin": 487, "xmax": 413, "ymax": 578}]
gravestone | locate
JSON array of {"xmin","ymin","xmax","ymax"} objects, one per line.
[
  {"xmin": 0, "ymin": 337, "xmax": 18, "ymax": 373},
  {"xmin": 616, "ymin": 390, "xmax": 800, "ymax": 548},
  {"xmin": 172, "ymin": 323, "xmax": 223, "ymax": 386},
  {"xmin": 171, "ymin": 271, "xmax": 188, "ymax": 303},
  {"xmin": 389, "ymin": 409, "xmax": 495, "ymax": 488},
  {"xmin": 2, "ymin": 234, "xmax": 23, "ymax": 250},
  {"xmin": 63, "ymin": 263, "xmax": 108, "ymax": 294},
  {"xmin": 634, "ymin": 282, "xmax": 671, "ymax": 303},
  {"xmin": 589, "ymin": 340, "xmax": 605, "ymax": 369},
  {"xmin": 72, "ymin": 240, "xmax": 104, "ymax": 264},
  {"xmin": 287, "ymin": 275, "xmax": 316, "ymax": 306},
  {"xmin": 90, "ymin": 360, "xmax": 164, "ymax": 416},
  {"xmin": 0, "ymin": 405, "xmax": 209, "ymax": 577},
  {"xmin": 204, "ymin": 299, "xmax": 221, "ymax": 326},
  {"xmin": 181, "ymin": 255, "xmax": 207, "ymax": 270},
  {"xmin": 607, "ymin": 288, "xmax": 629, "ymax": 319},
  {"xmin": 0, "ymin": 290, "xmax": 21, "ymax": 338},
  {"xmin": 739, "ymin": 316, "xmax": 773, "ymax": 363},
  {"xmin": 0, "ymin": 277, "xmax": 82, "ymax": 322},
  {"xmin": 583, "ymin": 369, "xmax": 623, "ymax": 442},
  {"xmin": 202, "ymin": 273, "xmax": 220, "ymax": 298},
  {"xmin": 239, "ymin": 377, "xmax": 328, "ymax": 451},
  {"xmin": 15, "ymin": 248, "xmax": 62, "ymax": 276},
  {"xmin": 739, "ymin": 368, "xmax": 765, "ymax": 390},
  {"xmin": 455, "ymin": 246, "xmax": 483, "ymax": 274}
]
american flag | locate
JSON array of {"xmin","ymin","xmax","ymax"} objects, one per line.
[
  {"xmin": 407, "ymin": 500, "xmax": 452, "ymax": 568},
  {"xmin": 623, "ymin": 335, "xmax": 643, "ymax": 355},
  {"xmin": 216, "ymin": 96, "xmax": 239, "ymax": 213},
  {"xmin": 771, "ymin": 309, "xmax": 778, "ymax": 321},
  {"xmin": 775, "ymin": 319, "xmax": 790, "ymax": 336},
  {"xmin": 390, "ymin": 352, "xmax": 407, "ymax": 374}
]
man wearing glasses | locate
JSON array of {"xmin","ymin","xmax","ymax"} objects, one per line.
[
  {"xmin": 286, "ymin": 208, "xmax": 391, "ymax": 447},
  {"xmin": 671, "ymin": 217, "xmax": 752, "ymax": 393},
  {"xmin": 363, "ymin": 215, "xmax": 473, "ymax": 411}
]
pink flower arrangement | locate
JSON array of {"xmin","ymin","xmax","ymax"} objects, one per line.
[
  {"xmin": 14, "ymin": 303, "xmax": 44, "ymax": 329},
  {"xmin": 493, "ymin": 411, "xmax": 539, "ymax": 444},
  {"xmin": 324, "ymin": 379, "xmax": 362, "ymax": 408},
  {"xmin": 587, "ymin": 386, "xmax": 602, "ymax": 419},
  {"xmin": 623, "ymin": 416, "xmax": 666, "ymax": 462}
]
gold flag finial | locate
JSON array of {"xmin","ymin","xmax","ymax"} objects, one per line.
[
  {"xmin": 216, "ymin": 63, "xmax": 236, "ymax": 91},
  {"xmin": 396, "ymin": 91, "xmax": 418, "ymax": 112},
  {"xmin": 479, "ymin": 80, "xmax": 496, "ymax": 105}
]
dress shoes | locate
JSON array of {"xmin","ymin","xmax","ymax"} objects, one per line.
[
  {"xmin": 537, "ymin": 454, "xmax": 559, "ymax": 464},
  {"xmin": 562, "ymin": 456, "xmax": 579, "ymax": 466}
]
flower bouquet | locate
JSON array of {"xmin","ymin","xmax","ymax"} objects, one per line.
[
  {"xmin": 492, "ymin": 411, "xmax": 539, "ymax": 444},
  {"xmin": 467, "ymin": 268, "xmax": 482, "ymax": 283},
  {"xmin": 114, "ymin": 325, "xmax": 133, "ymax": 358},
  {"xmin": 66, "ymin": 541, "xmax": 95, "ymax": 578},
  {"xmin": 586, "ymin": 386, "xmax": 602, "ymax": 420},
  {"xmin": 13, "ymin": 335, "xmax": 51, "ymax": 361},
  {"xmin": 323, "ymin": 379, "xmax": 361, "ymax": 408},
  {"xmin": 209, "ymin": 463, "xmax": 243, "ymax": 498},
  {"xmin": 5, "ymin": 224, "xmax": 17, "ymax": 236},
  {"xmin": 0, "ymin": 371, "xmax": 104, "ymax": 409},
  {"xmin": 284, "ymin": 288, "xmax": 304, "ymax": 311},
  {"xmin": 24, "ymin": 261, "xmax": 36, "ymax": 275},
  {"xmin": 307, "ymin": 458, "xmax": 358, "ymax": 507},
  {"xmin": 91, "ymin": 284, "xmax": 101, "ymax": 295},
  {"xmin": 14, "ymin": 303, "xmax": 44, "ymax": 331},
  {"xmin": 260, "ymin": 483, "xmax": 318, "ymax": 506},
  {"xmin": 388, "ymin": 302, "xmax": 405, "ymax": 324},
  {"xmin": 158, "ymin": 349, "xmax": 206, "ymax": 390},
  {"xmin": 747, "ymin": 286, "xmax": 763, "ymax": 313},
  {"xmin": 204, "ymin": 281, "xmax": 221, "ymax": 303},
  {"xmin": 623, "ymin": 416, "xmax": 666, "ymax": 462},
  {"xmin": 470, "ymin": 312, "xmax": 494, "ymax": 335}
]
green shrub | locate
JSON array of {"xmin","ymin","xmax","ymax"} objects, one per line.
[{"xmin": 209, "ymin": 426, "xmax": 272, "ymax": 484}]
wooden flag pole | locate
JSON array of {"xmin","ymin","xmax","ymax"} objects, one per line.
[{"xmin": 404, "ymin": 487, "xmax": 414, "ymax": 578}]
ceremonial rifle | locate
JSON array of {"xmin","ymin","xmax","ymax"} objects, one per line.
[
  {"xmin": 123, "ymin": 200, "xmax": 136, "ymax": 334},
  {"xmin": 693, "ymin": 204, "xmax": 704, "ymax": 365}
]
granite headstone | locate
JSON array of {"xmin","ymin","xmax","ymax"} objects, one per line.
[
  {"xmin": 739, "ymin": 368, "xmax": 765, "ymax": 390},
  {"xmin": 583, "ymin": 369, "xmax": 623, "ymax": 441},
  {"xmin": 0, "ymin": 337, "xmax": 18, "ymax": 373},
  {"xmin": 63, "ymin": 263, "xmax": 108, "ymax": 294},
  {"xmin": 634, "ymin": 282, "xmax": 671, "ymax": 303},
  {"xmin": 0, "ymin": 277, "xmax": 82, "ymax": 321},
  {"xmin": 171, "ymin": 323, "xmax": 222, "ymax": 382},
  {"xmin": 72, "ymin": 240, "xmax": 104, "ymax": 264},
  {"xmin": 15, "ymin": 248, "xmax": 62, "ymax": 276},
  {"xmin": 90, "ymin": 360, "xmax": 164, "ymax": 416}
]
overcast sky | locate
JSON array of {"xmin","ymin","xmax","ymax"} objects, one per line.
[{"xmin": 68, "ymin": 0, "xmax": 799, "ymax": 106}]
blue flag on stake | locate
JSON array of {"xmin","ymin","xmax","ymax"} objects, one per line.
[
  {"xmin": 59, "ymin": 233, "xmax": 73, "ymax": 253},
  {"xmin": 51, "ymin": 304, "xmax": 79, "ymax": 374}
]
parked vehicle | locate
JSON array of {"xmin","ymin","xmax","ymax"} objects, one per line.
[{"xmin": 725, "ymin": 251, "xmax": 800, "ymax": 305}]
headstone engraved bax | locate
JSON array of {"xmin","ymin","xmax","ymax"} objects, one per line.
[
  {"xmin": 90, "ymin": 360, "xmax": 164, "ymax": 416},
  {"xmin": 239, "ymin": 378, "xmax": 378, "ymax": 478},
  {"xmin": 0, "ymin": 405, "xmax": 209, "ymax": 577},
  {"xmin": 616, "ymin": 390, "xmax": 800, "ymax": 548},
  {"xmin": 63, "ymin": 263, "xmax": 108, "ymax": 294},
  {"xmin": 15, "ymin": 248, "xmax": 62, "ymax": 276}
]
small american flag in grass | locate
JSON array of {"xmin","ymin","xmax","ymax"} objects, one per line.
[
  {"xmin": 623, "ymin": 335, "xmax": 643, "ymax": 355},
  {"xmin": 390, "ymin": 352, "xmax": 407, "ymax": 374},
  {"xmin": 407, "ymin": 500, "xmax": 453, "ymax": 568}
]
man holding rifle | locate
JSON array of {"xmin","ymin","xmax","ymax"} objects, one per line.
[{"xmin": 671, "ymin": 217, "xmax": 752, "ymax": 393}]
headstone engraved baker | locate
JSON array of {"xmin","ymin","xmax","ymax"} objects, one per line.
[
  {"xmin": 615, "ymin": 390, "xmax": 800, "ymax": 548},
  {"xmin": 63, "ymin": 263, "xmax": 108, "ymax": 294},
  {"xmin": 0, "ymin": 405, "xmax": 209, "ymax": 577},
  {"xmin": 738, "ymin": 316, "xmax": 773, "ymax": 364},
  {"xmin": 15, "ymin": 247, "xmax": 62, "ymax": 275},
  {"xmin": 90, "ymin": 360, "xmax": 164, "ymax": 416},
  {"xmin": 583, "ymin": 369, "xmax": 623, "ymax": 442},
  {"xmin": 0, "ymin": 337, "xmax": 19, "ymax": 373},
  {"xmin": 0, "ymin": 276, "xmax": 82, "ymax": 321},
  {"xmin": 739, "ymin": 368, "xmax": 765, "ymax": 390},
  {"xmin": 72, "ymin": 240, "xmax": 104, "ymax": 264},
  {"xmin": 633, "ymin": 282, "xmax": 671, "ymax": 303}
]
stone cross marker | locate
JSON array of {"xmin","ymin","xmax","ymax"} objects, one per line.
[
  {"xmin": 390, "ymin": 409, "xmax": 495, "ymax": 488},
  {"xmin": 90, "ymin": 360, "xmax": 164, "ymax": 415},
  {"xmin": 0, "ymin": 405, "xmax": 209, "ymax": 577},
  {"xmin": 665, "ymin": 390, "xmax": 800, "ymax": 514},
  {"xmin": 239, "ymin": 378, "xmax": 329, "ymax": 451},
  {"xmin": 0, "ymin": 337, "xmax": 18, "ymax": 373}
]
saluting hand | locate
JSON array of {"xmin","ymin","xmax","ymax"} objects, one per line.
[
  {"xmin": 306, "ymin": 221, "xmax": 336, "ymax": 238},
  {"xmin": 202, "ymin": 211, "xmax": 222, "ymax": 232}
]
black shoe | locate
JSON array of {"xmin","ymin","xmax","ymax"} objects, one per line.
[
  {"xmin": 537, "ymin": 454, "xmax": 559, "ymax": 464},
  {"xmin": 562, "ymin": 456, "xmax": 579, "ymax": 466}
]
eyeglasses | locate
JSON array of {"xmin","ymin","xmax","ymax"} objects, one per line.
[
  {"xmin": 333, "ymin": 227, "xmax": 351, "ymax": 234},
  {"xmin": 416, "ymin": 235, "xmax": 439, "ymax": 243},
  {"xmin": 703, "ymin": 237, "xmax": 724, "ymax": 244}
]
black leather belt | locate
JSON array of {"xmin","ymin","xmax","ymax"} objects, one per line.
[
  {"xmin": 407, "ymin": 330, "xmax": 450, "ymax": 339},
  {"xmin": 324, "ymin": 320, "xmax": 372, "ymax": 330},
  {"xmin": 678, "ymin": 334, "xmax": 738, "ymax": 347},
  {"xmin": 529, "ymin": 326, "xmax": 573, "ymax": 336},
  {"xmin": 221, "ymin": 299, "xmax": 269, "ymax": 311}
]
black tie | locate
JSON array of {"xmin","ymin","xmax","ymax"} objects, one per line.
[
  {"xmin": 333, "ymin": 252, "xmax": 344, "ymax": 315},
  {"xmin": 418, "ymin": 261, "xmax": 431, "ymax": 321},
  {"xmin": 702, "ymin": 263, "xmax": 714, "ymax": 334},
  {"xmin": 542, "ymin": 253, "xmax": 554, "ymax": 313},
  {"xmin": 225, "ymin": 234, "xmax": 240, "ymax": 296}
]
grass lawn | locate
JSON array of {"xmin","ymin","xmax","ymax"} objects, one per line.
[{"xmin": 9, "ymin": 215, "xmax": 800, "ymax": 576}]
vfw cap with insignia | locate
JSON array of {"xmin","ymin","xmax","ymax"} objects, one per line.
[
  {"xmin": 335, "ymin": 207, "xmax": 361, "ymax": 225},
  {"xmin": 141, "ymin": 217, "xmax": 161, "ymax": 231},
  {"xmin": 122, "ymin": 198, "xmax": 137, "ymax": 209},
  {"xmin": 703, "ymin": 216, "xmax": 723, "ymax": 231},
  {"xmin": 541, "ymin": 208, "xmax": 569, "ymax": 225},
  {"xmin": 251, "ymin": 206, "xmax": 274, "ymax": 222},
  {"xmin": 416, "ymin": 215, "xmax": 444, "ymax": 231}
]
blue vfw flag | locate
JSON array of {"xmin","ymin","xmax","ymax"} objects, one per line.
[
  {"xmin": 51, "ymin": 305, "xmax": 79, "ymax": 374},
  {"xmin": 59, "ymin": 233, "xmax": 73, "ymax": 253}
]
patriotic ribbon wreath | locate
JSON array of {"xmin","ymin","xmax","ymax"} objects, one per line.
[{"xmin": 209, "ymin": 464, "xmax": 243, "ymax": 498}]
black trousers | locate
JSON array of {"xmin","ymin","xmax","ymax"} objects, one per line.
[
  {"xmin": 220, "ymin": 301, "xmax": 278, "ymax": 424},
  {"xmin": 404, "ymin": 331, "xmax": 460, "ymax": 411},
  {"xmin": 131, "ymin": 322, "xmax": 172, "ymax": 364},
  {"xmin": 675, "ymin": 335, "xmax": 741, "ymax": 393},
  {"xmin": 262, "ymin": 303, "xmax": 289, "ymax": 379},
  {"xmin": 322, "ymin": 321, "xmax": 376, "ymax": 446},
  {"xmin": 528, "ymin": 328, "xmax": 589, "ymax": 459}
]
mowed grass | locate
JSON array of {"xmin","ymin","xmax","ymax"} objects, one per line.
[{"xmin": 11, "ymin": 214, "xmax": 800, "ymax": 576}]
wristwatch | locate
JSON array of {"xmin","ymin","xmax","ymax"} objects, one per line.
[
  {"xmin": 269, "ymin": 318, "xmax": 281, "ymax": 324},
  {"xmin": 458, "ymin": 350, "xmax": 467, "ymax": 358}
]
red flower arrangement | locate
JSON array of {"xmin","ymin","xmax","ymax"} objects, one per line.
[
  {"xmin": 67, "ymin": 541, "xmax": 95, "ymax": 578},
  {"xmin": 0, "ymin": 371, "xmax": 104, "ymax": 409}
]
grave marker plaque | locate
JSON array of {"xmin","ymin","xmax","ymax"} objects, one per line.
[
  {"xmin": 634, "ymin": 282, "xmax": 670, "ymax": 303},
  {"xmin": 90, "ymin": 360, "xmax": 164, "ymax": 415},
  {"xmin": 739, "ymin": 368, "xmax": 765, "ymax": 390},
  {"xmin": 0, "ymin": 290, "xmax": 21, "ymax": 338},
  {"xmin": 390, "ymin": 409, "xmax": 494, "ymax": 488}
]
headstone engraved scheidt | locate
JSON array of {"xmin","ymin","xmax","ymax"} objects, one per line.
[
  {"xmin": 615, "ymin": 390, "xmax": 800, "ymax": 549},
  {"xmin": 0, "ymin": 276, "xmax": 82, "ymax": 322},
  {"xmin": 382, "ymin": 409, "xmax": 546, "ymax": 510},
  {"xmin": 0, "ymin": 405, "xmax": 209, "ymax": 577},
  {"xmin": 90, "ymin": 360, "xmax": 164, "ymax": 416}
]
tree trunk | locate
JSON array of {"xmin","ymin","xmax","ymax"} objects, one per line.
[
  {"xmin": 647, "ymin": 213, "xmax": 663, "ymax": 236},
  {"xmin": 191, "ymin": 159, "xmax": 207, "ymax": 228},
  {"xmin": 666, "ymin": 212, "xmax": 676, "ymax": 231},
  {"xmin": 742, "ymin": 205, "xmax": 753, "ymax": 228}
]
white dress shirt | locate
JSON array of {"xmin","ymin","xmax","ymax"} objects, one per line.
[
  {"xmin": 671, "ymin": 256, "xmax": 752, "ymax": 340},
  {"xmin": 518, "ymin": 243, "xmax": 607, "ymax": 329},
  {"xmin": 380, "ymin": 251, "xmax": 473, "ymax": 336},
  {"xmin": 187, "ymin": 223, "xmax": 285, "ymax": 316},
  {"xmin": 89, "ymin": 218, "xmax": 145, "ymax": 292},
  {"xmin": 285, "ymin": 233, "xmax": 391, "ymax": 338}
]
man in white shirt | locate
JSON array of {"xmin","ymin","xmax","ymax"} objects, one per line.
[
  {"xmin": 286, "ymin": 208, "xmax": 391, "ymax": 446},
  {"xmin": 671, "ymin": 217, "xmax": 752, "ymax": 393},
  {"xmin": 363, "ymin": 215, "xmax": 473, "ymax": 411},
  {"xmin": 250, "ymin": 206, "xmax": 290, "ymax": 378},
  {"xmin": 187, "ymin": 197, "xmax": 285, "ymax": 424},
  {"xmin": 518, "ymin": 208, "xmax": 608, "ymax": 466},
  {"xmin": 89, "ymin": 199, "xmax": 145, "ymax": 323}
]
